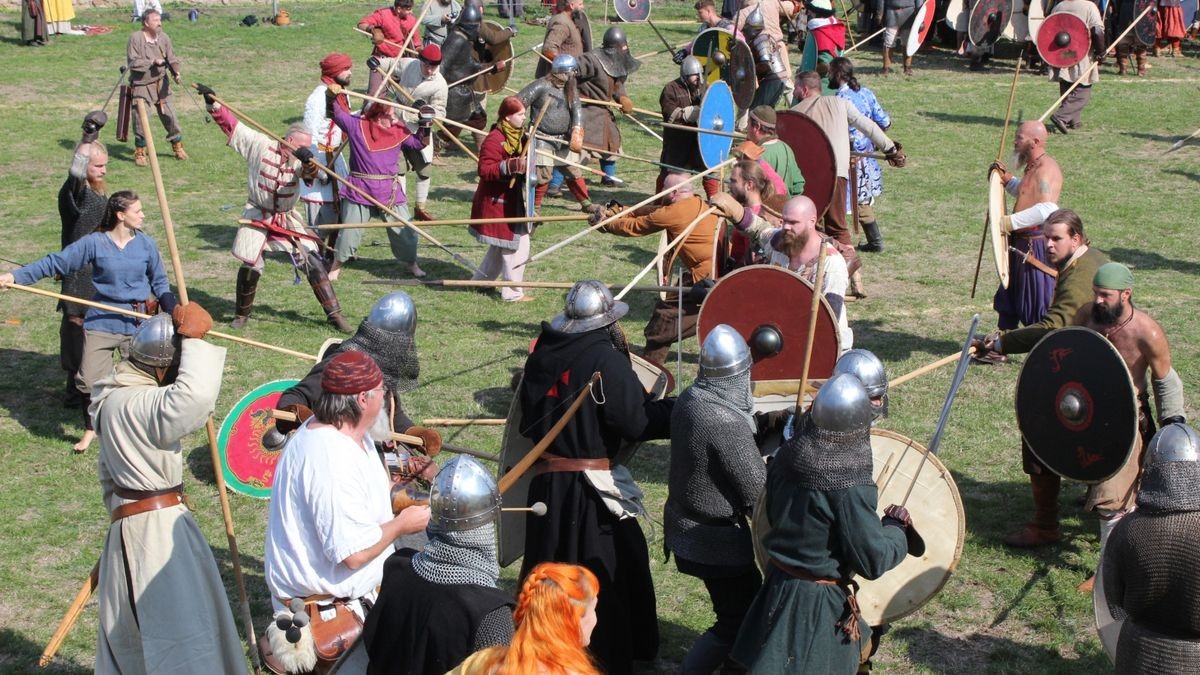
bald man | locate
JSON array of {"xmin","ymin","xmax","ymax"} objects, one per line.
[
  {"xmin": 595, "ymin": 172, "xmax": 720, "ymax": 364},
  {"xmin": 709, "ymin": 193, "xmax": 853, "ymax": 351},
  {"xmin": 978, "ymin": 120, "xmax": 1063, "ymax": 364}
]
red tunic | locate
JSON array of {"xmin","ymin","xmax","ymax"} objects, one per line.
[
  {"xmin": 361, "ymin": 7, "xmax": 422, "ymax": 58},
  {"xmin": 469, "ymin": 126, "xmax": 527, "ymax": 250}
]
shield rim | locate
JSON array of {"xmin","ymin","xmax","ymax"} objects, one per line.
[
  {"xmin": 613, "ymin": 0, "xmax": 652, "ymax": 23},
  {"xmin": 525, "ymin": 135, "xmax": 537, "ymax": 222},
  {"xmin": 697, "ymin": 80, "xmax": 735, "ymax": 169},
  {"xmin": 216, "ymin": 378, "xmax": 300, "ymax": 499},
  {"xmin": 1037, "ymin": 12, "xmax": 1091, "ymax": 69},
  {"xmin": 988, "ymin": 169, "xmax": 1009, "ymax": 289},
  {"xmin": 906, "ymin": 1, "xmax": 935, "ymax": 56},
  {"xmin": 776, "ymin": 110, "xmax": 838, "ymax": 218},
  {"xmin": 692, "ymin": 26, "xmax": 735, "ymax": 87},
  {"xmin": 727, "ymin": 38, "xmax": 759, "ymax": 109},
  {"xmin": 1015, "ymin": 326, "xmax": 1140, "ymax": 484},
  {"xmin": 800, "ymin": 30, "xmax": 819, "ymax": 71},
  {"xmin": 696, "ymin": 264, "xmax": 842, "ymax": 382},
  {"xmin": 969, "ymin": 0, "xmax": 1014, "ymax": 46},
  {"xmin": 473, "ymin": 20, "xmax": 514, "ymax": 94}
]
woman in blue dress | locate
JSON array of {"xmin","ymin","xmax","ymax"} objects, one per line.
[{"xmin": 829, "ymin": 57, "xmax": 892, "ymax": 253}]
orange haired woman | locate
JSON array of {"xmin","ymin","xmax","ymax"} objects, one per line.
[{"xmin": 449, "ymin": 562, "xmax": 601, "ymax": 675}]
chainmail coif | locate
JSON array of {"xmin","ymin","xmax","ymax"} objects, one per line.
[
  {"xmin": 689, "ymin": 368, "xmax": 756, "ymax": 434},
  {"xmin": 776, "ymin": 414, "xmax": 873, "ymax": 491},
  {"xmin": 411, "ymin": 522, "xmax": 500, "ymax": 588},
  {"xmin": 1136, "ymin": 462, "xmax": 1200, "ymax": 512},
  {"xmin": 341, "ymin": 320, "xmax": 420, "ymax": 393}
]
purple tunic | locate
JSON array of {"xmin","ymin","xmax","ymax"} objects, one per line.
[{"xmin": 332, "ymin": 104, "xmax": 425, "ymax": 208}]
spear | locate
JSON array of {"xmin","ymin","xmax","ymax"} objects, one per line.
[
  {"xmin": 1166, "ymin": 125, "xmax": 1200, "ymax": 153},
  {"xmin": 445, "ymin": 46, "xmax": 539, "ymax": 89},
  {"xmin": 312, "ymin": 214, "xmax": 590, "ymax": 230},
  {"xmin": 362, "ymin": 278, "xmax": 688, "ymax": 292},
  {"xmin": 613, "ymin": 207, "xmax": 717, "ymax": 301},
  {"xmin": 375, "ymin": 68, "xmax": 479, "ymax": 162},
  {"xmin": 271, "ymin": 410, "xmax": 498, "ymax": 462}
]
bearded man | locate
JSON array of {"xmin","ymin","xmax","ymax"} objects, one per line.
[
  {"xmin": 658, "ymin": 57, "xmax": 719, "ymax": 197},
  {"xmin": 360, "ymin": 0, "xmax": 423, "ymax": 97},
  {"xmin": 437, "ymin": 4, "xmax": 515, "ymax": 153},
  {"xmin": 976, "ymin": 120, "xmax": 1063, "ymax": 364},
  {"xmin": 576, "ymin": 27, "xmax": 640, "ymax": 187},
  {"xmin": 536, "ymin": 0, "xmax": 592, "ymax": 78},
  {"xmin": 91, "ymin": 306, "xmax": 248, "ymax": 674},
  {"xmin": 57, "ymin": 113, "xmax": 109, "ymax": 408},
  {"xmin": 198, "ymin": 83, "xmax": 353, "ymax": 333},
  {"xmin": 713, "ymin": 159, "xmax": 777, "ymax": 269},
  {"xmin": 516, "ymin": 55, "xmax": 599, "ymax": 214},
  {"xmin": 421, "ymin": 0, "xmax": 462, "ymax": 45},
  {"xmin": 126, "ymin": 9, "xmax": 186, "ymax": 165},
  {"xmin": 302, "ymin": 53, "xmax": 352, "ymax": 239}
]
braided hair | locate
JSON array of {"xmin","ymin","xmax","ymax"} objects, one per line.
[
  {"xmin": 828, "ymin": 57, "xmax": 861, "ymax": 92},
  {"xmin": 97, "ymin": 191, "xmax": 140, "ymax": 233}
]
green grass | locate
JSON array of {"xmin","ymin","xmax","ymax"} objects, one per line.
[{"xmin": 0, "ymin": 1, "xmax": 1198, "ymax": 672}]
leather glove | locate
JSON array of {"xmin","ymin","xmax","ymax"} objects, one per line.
[
  {"xmin": 885, "ymin": 142, "xmax": 906, "ymax": 168},
  {"xmin": 195, "ymin": 82, "xmax": 217, "ymax": 105},
  {"xmin": 501, "ymin": 156, "xmax": 528, "ymax": 176},
  {"xmin": 418, "ymin": 104, "xmax": 435, "ymax": 128},
  {"xmin": 276, "ymin": 403, "xmax": 314, "ymax": 434},
  {"xmin": 672, "ymin": 48, "xmax": 688, "ymax": 65},
  {"xmin": 686, "ymin": 278, "xmax": 716, "ymax": 304},
  {"xmin": 372, "ymin": 27, "xmax": 386, "ymax": 45},
  {"xmin": 618, "ymin": 95, "xmax": 634, "ymax": 114},
  {"xmin": 81, "ymin": 110, "xmax": 108, "ymax": 143},
  {"xmin": 989, "ymin": 160, "xmax": 1009, "ymax": 182},
  {"xmin": 171, "ymin": 302, "xmax": 213, "ymax": 340},
  {"xmin": 404, "ymin": 426, "xmax": 442, "ymax": 456},
  {"xmin": 682, "ymin": 105, "xmax": 700, "ymax": 124},
  {"xmin": 708, "ymin": 192, "xmax": 745, "ymax": 224},
  {"xmin": 569, "ymin": 127, "xmax": 584, "ymax": 154},
  {"xmin": 292, "ymin": 147, "xmax": 315, "ymax": 164},
  {"xmin": 367, "ymin": 55, "xmax": 381, "ymax": 71},
  {"xmin": 882, "ymin": 504, "xmax": 926, "ymax": 556}
]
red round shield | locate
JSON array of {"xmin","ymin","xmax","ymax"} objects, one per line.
[
  {"xmin": 216, "ymin": 379, "xmax": 299, "ymax": 499},
  {"xmin": 969, "ymin": 0, "xmax": 1013, "ymax": 46},
  {"xmin": 697, "ymin": 265, "xmax": 841, "ymax": 382},
  {"xmin": 776, "ymin": 111, "xmax": 838, "ymax": 218},
  {"xmin": 1037, "ymin": 12, "xmax": 1091, "ymax": 68}
]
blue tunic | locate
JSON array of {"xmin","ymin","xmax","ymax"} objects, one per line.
[
  {"xmin": 14, "ymin": 231, "xmax": 172, "ymax": 335},
  {"xmin": 837, "ymin": 84, "xmax": 890, "ymax": 209}
]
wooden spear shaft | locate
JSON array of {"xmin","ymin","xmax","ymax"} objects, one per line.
[
  {"xmin": 535, "ymin": 148, "xmax": 609, "ymax": 178},
  {"xmin": 312, "ymin": 214, "xmax": 589, "ymax": 230},
  {"xmin": 1037, "ymin": 4, "xmax": 1153, "ymax": 123},
  {"xmin": 377, "ymin": 69, "xmax": 479, "ymax": 162},
  {"xmin": 890, "ymin": 347, "xmax": 979, "ymax": 388},
  {"xmin": 511, "ymin": 99, "xmax": 551, "ymax": 189},
  {"xmin": 271, "ymin": 410, "xmax": 499, "ymax": 461},
  {"xmin": 354, "ymin": 26, "xmax": 419, "ymax": 56},
  {"xmin": 362, "ymin": 278, "xmax": 688, "ymax": 292},
  {"xmin": 135, "ymin": 99, "xmax": 261, "ymax": 673},
  {"xmin": 206, "ymin": 91, "xmax": 479, "ymax": 274},
  {"xmin": 795, "ymin": 246, "xmax": 829, "ymax": 410},
  {"xmin": 842, "ymin": 26, "xmax": 887, "ymax": 53},
  {"xmin": 973, "ymin": 56, "xmax": 1024, "ymax": 298},
  {"xmin": 6, "ymin": 284, "xmax": 317, "ymax": 361},
  {"xmin": 660, "ymin": 121, "xmax": 746, "ymax": 139},
  {"xmin": 343, "ymin": 87, "xmax": 488, "ymax": 137},
  {"xmin": 534, "ymin": 132, "xmax": 691, "ymax": 172},
  {"xmin": 424, "ymin": 418, "xmax": 506, "ymax": 426},
  {"xmin": 613, "ymin": 207, "xmax": 716, "ymax": 301},
  {"xmin": 38, "ymin": 562, "xmax": 99, "ymax": 667},
  {"xmin": 523, "ymin": 157, "xmax": 737, "ymax": 266},
  {"xmin": 498, "ymin": 372, "xmax": 600, "ymax": 494}
]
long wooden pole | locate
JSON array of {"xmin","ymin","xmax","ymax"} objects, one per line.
[
  {"xmin": 377, "ymin": 68, "xmax": 479, "ymax": 162},
  {"xmin": 313, "ymin": 214, "xmax": 589, "ymax": 230},
  {"xmin": 1167, "ymin": 125, "xmax": 1200, "ymax": 153},
  {"xmin": 424, "ymin": 418, "xmax": 506, "ymax": 426},
  {"xmin": 354, "ymin": 26, "xmax": 419, "ymax": 56},
  {"xmin": 136, "ymin": 99, "xmax": 261, "ymax": 673},
  {"xmin": 205, "ymin": 91, "xmax": 479, "ymax": 274},
  {"xmin": 890, "ymin": 346, "xmax": 979, "ymax": 388},
  {"xmin": 271, "ymin": 409, "xmax": 499, "ymax": 461},
  {"xmin": 795, "ymin": 246, "xmax": 829, "ymax": 410},
  {"xmin": 613, "ymin": 207, "xmax": 716, "ymax": 301},
  {"xmin": 363, "ymin": 278, "xmax": 687, "ymax": 292},
  {"xmin": 660, "ymin": 121, "xmax": 746, "ymax": 139},
  {"xmin": 973, "ymin": 57, "xmax": 1024, "ymax": 298},
  {"xmin": 534, "ymin": 132, "xmax": 690, "ymax": 172},
  {"xmin": 535, "ymin": 148, "xmax": 609, "ymax": 178},
  {"xmin": 842, "ymin": 26, "xmax": 887, "ymax": 53},
  {"xmin": 523, "ymin": 157, "xmax": 738, "ymax": 266},
  {"xmin": 38, "ymin": 562, "xmax": 99, "ymax": 667},
  {"xmin": 1038, "ymin": 4, "xmax": 1153, "ymax": 123},
  {"xmin": 511, "ymin": 99, "xmax": 552, "ymax": 189},
  {"xmin": 498, "ymin": 372, "xmax": 601, "ymax": 494},
  {"xmin": 344, "ymin": 87, "xmax": 487, "ymax": 138}
]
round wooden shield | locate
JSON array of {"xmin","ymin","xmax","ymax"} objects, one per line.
[
  {"xmin": 728, "ymin": 38, "xmax": 758, "ymax": 109},
  {"xmin": 1134, "ymin": 0, "xmax": 1158, "ymax": 47},
  {"xmin": 698, "ymin": 80, "xmax": 736, "ymax": 169},
  {"xmin": 216, "ymin": 379, "xmax": 300, "ymax": 499},
  {"xmin": 906, "ymin": 1, "xmax": 936, "ymax": 56},
  {"xmin": 988, "ymin": 169, "xmax": 1009, "ymax": 289},
  {"xmin": 776, "ymin": 110, "xmax": 838, "ymax": 218},
  {"xmin": 969, "ymin": 0, "xmax": 1012, "ymax": 46},
  {"xmin": 697, "ymin": 265, "xmax": 841, "ymax": 382},
  {"xmin": 497, "ymin": 353, "xmax": 671, "ymax": 567},
  {"xmin": 692, "ymin": 28, "xmax": 756, "ymax": 108},
  {"xmin": 614, "ymin": 0, "xmax": 651, "ymax": 22},
  {"xmin": 1016, "ymin": 327, "xmax": 1140, "ymax": 483},
  {"xmin": 753, "ymin": 429, "xmax": 965, "ymax": 625},
  {"xmin": 945, "ymin": 0, "xmax": 968, "ymax": 31},
  {"xmin": 1028, "ymin": 0, "xmax": 1047, "ymax": 42},
  {"xmin": 800, "ymin": 31, "xmax": 819, "ymax": 71},
  {"xmin": 473, "ymin": 21, "xmax": 514, "ymax": 94},
  {"xmin": 1037, "ymin": 13, "xmax": 1090, "ymax": 68}
]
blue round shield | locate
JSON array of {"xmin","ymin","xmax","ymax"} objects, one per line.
[{"xmin": 697, "ymin": 80, "xmax": 735, "ymax": 169}]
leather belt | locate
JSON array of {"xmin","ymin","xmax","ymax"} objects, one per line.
[
  {"xmin": 535, "ymin": 452, "xmax": 610, "ymax": 475},
  {"xmin": 1012, "ymin": 230, "xmax": 1044, "ymax": 240},
  {"xmin": 769, "ymin": 558, "xmax": 865, "ymax": 641},
  {"xmin": 110, "ymin": 484, "xmax": 185, "ymax": 523},
  {"xmin": 769, "ymin": 558, "xmax": 841, "ymax": 585}
]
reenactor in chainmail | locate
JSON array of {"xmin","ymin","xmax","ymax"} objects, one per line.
[
  {"xmin": 516, "ymin": 55, "xmax": 600, "ymax": 214},
  {"xmin": 732, "ymin": 374, "xmax": 922, "ymax": 673},
  {"xmin": 272, "ymin": 291, "xmax": 441, "ymax": 458},
  {"xmin": 575, "ymin": 26, "xmax": 640, "ymax": 187},
  {"xmin": 1100, "ymin": 423, "xmax": 1200, "ymax": 673},
  {"xmin": 363, "ymin": 456, "xmax": 516, "ymax": 672},
  {"xmin": 833, "ymin": 348, "xmax": 889, "ymax": 424},
  {"xmin": 438, "ymin": 3, "xmax": 515, "ymax": 152},
  {"xmin": 665, "ymin": 326, "xmax": 788, "ymax": 673},
  {"xmin": 743, "ymin": 8, "xmax": 790, "ymax": 109}
]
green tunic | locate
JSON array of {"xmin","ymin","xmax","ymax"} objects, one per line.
[
  {"xmin": 732, "ymin": 469, "xmax": 906, "ymax": 673},
  {"xmin": 761, "ymin": 138, "xmax": 807, "ymax": 197},
  {"xmin": 999, "ymin": 246, "xmax": 1107, "ymax": 354}
]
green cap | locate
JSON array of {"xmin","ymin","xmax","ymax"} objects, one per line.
[{"xmin": 1093, "ymin": 262, "xmax": 1134, "ymax": 290}]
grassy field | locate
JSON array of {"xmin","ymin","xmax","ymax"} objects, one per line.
[{"xmin": 0, "ymin": 1, "xmax": 1198, "ymax": 672}]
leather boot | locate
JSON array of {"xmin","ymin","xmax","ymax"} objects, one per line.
[
  {"xmin": 903, "ymin": 55, "xmax": 914, "ymax": 76},
  {"xmin": 231, "ymin": 267, "xmax": 260, "ymax": 329},
  {"xmin": 171, "ymin": 141, "xmax": 189, "ymax": 160},
  {"xmin": 1136, "ymin": 51, "xmax": 1148, "ymax": 76},
  {"xmin": 134, "ymin": 146, "xmax": 148, "ymax": 167},
  {"xmin": 858, "ymin": 221, "xmax": 884, "ymax": 252},
  {"xmin": 882, "ymin": 47, "xmax": 893, "ymax": 75},
  {"xmin": 849, "ymin": 270, "xmax": 867, "ymax": 298},
  {"xmin": 306, "ymin": 252, "xmax": 352, "ymax": 333},
  {"xmin": 1116, "ymin": 47, "xmax": 1129, "ymax": 75},
  {"xmin": 413, "ymin": 203, "xmax": 435, "ymax": 222},
  {"xmin": 1003, "ymin": 473, "xmax": 1062, "ymax": 547}
]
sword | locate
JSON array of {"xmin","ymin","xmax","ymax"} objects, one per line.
[
  {"xmin": 900, "ymin": 314, "xmax": 980, "ymax": 507},
  {"xmin": 647, "ymin": 19, "xmax": 677, "ymax": 54},
  {"xmin": 98, "ymin": 66, "xmax": 128, "ymax": 114},
  {"xmin": 1007, "ymin": 245, "xmax": 1059, "ymax": 278}
]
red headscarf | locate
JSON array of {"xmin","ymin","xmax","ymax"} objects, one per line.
[{"xmin": 320, "ymin": 52, "xmax": 352, "ymax": 86}]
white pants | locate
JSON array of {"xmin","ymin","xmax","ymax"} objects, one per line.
[{"xmin": 472, "ymin": 235, "xmax": 530, "ymax": 300}]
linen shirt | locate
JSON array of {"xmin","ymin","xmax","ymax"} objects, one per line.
[
  {"xmin": 362, "ymin": 7, "xmax": 423, "ymax": 58},
  {"xmin": 14, "ymin": 231, "xmax": 170, "ymax": 335},
  {"xmin": 264, "ymin": 421, "xmax": 392, "ymax": 612},
  {"xmin": 301, "ymin": 83, "xmax": 350, "ymax": 204}
]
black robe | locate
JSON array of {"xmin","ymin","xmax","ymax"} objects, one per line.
[{"xmin": 517, "ymin": 322, "xmax": 673, "ymax": 675}]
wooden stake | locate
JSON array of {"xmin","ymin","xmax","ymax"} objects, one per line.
[
  {"xmin": 136, "ymin": 99, "xmax": 261, "ymax": 673},
  {"xmin": 795, "ymin": 246, "xmax": 829, "ymax": 410}
]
